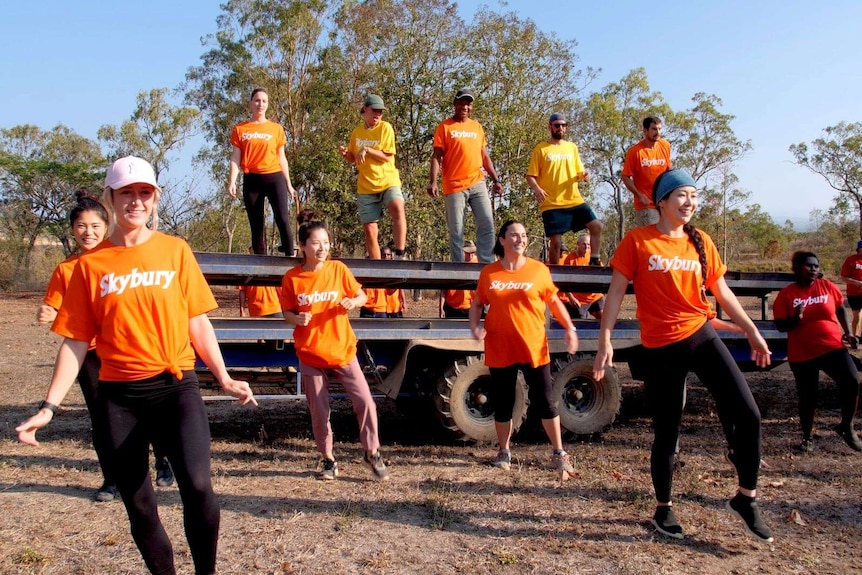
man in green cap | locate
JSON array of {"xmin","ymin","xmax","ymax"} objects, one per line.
[{"xmin": 338, "ymin": 94, "xmax": 407, "ymax": 259}]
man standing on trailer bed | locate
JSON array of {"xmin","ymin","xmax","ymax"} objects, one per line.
[
  {"xmin": 428, "ymin": 88, "xmax": 502, "ymax": 264},
  {"xmin": 622, "ymin": 116, "xmax": 672, "ymax": 227},
  {"xmin": 526, "ymin": 112, "xmax": 603, "ymax": 265}
]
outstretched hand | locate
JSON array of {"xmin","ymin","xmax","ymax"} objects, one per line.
[
  {"xmin": 15, "ymin": 409, "xmax": 54, "ymax": 447},
  {"xmin": 221, "ymin": 378, "xmax": 258, "ymax": 406}
]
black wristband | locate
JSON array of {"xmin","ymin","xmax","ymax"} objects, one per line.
[{"xmin": 38, "ymin": 400, "xmax": 60, "ymax": 414}]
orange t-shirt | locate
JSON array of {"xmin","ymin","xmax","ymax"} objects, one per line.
[
  {"xmin": 443, "ymin": 288, "xmax": 473, "ymax": 310},
  {"xmin": 52, "ymin": 233, "xmax": 218, "ymax": 381},
  {"xmin": 385, "ymin": 289, "xmax": 404, "ymax": 314},
  {"xmin": 238, "ymin": 285, "xmax": 283, "ymax": 316},
  {"xmin": 280, "ymin": 260, "xmax": 362, "ymax": 369},
  {"xmin": 622, "ymin": 139, "xmax": 672, "ymax": 210},
  {"xmin": 610, "ymin": 225, "xmax": 725, "ymax": 348},
  {"xmin": 432, "ymin": 117, "xmax": 487, "ymax": 195},
  {"xmin": 476, "ymin": 258, "xmax": 557, "ymax": 368},
  {"xmin": 230, "ymin": 120, "xmax": 287, "ymax": 174},
  {"xmin": 362, "ymin": 288, "xmax": 388, "ymax": 313},
  {"xmin": 561, "ymin": 251, "xmax": 603, "ymax": 307},
  {"xmin": 44, "ymin": 255, "xmax": 97, "ymax": 351}
]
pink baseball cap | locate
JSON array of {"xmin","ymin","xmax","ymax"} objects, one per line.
[{"xmin": 104, "ymin": 156, "xmax": 161, "ymax": 191}]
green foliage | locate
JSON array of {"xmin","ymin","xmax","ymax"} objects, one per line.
[{"xmin": 790, "ymin": 121, "xmax": 862, "ymax": 238}]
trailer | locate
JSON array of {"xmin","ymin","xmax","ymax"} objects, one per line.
[{"xmin": 196, "ymin": 252, "xmax": 793, "ymax": 442}]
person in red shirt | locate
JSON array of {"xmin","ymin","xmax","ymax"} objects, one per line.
[
  {"xmin": 840, "ymin": 240, "xmax": 862, "ymax": 337},
  {"xmin": 227, "ymin": 87, "xmax": 298, "ymax": 255},
  {"xmin": 280, "ymin": 221, "xmax": 389, "ymax": 481},
  {"xmin": 773, "ymin": 251, "xmax": 862, "ymax": 453},
  {"xmin": 470, "ymin": 220, "xmax": 578, "ymax": 480},
  {"xmin": 560, "ymin": 234, "xmax": 604, "ymax": 319},
  {"xmin": 17, "ymin": 156, "xmax": 257, "ymax": 575},
  {"xmin": 594, "ymin": 169, "xmax": 774, "ymax": 543}
]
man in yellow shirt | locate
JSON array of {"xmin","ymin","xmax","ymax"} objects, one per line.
[
  {"xmin": 526, "ymin": 113, "xmax": 603, "ymax": 265},
  {"xmin": 339, "ymin": 94, "xmax": 407, "ymax": 259}
]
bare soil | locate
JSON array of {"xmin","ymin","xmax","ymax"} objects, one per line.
[{"xmin": 1, "ymin": 291, "xmax": 861, "ymax": 574}]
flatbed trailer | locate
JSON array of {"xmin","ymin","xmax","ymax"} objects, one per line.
[{"xmin": 196, "ymin": 252, "xmax": 793, "ymax": 442}]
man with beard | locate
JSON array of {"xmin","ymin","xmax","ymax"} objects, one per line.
[
  {"xmin": 428, "ymin": 89, "xmax": 502, "ymax": 263},
  {"xmin": 526, "ymin": 113, "xmax": 603, "ymax": 265},
  {"xmin": 622, "ymin": 116, "xmax": 673, "ymax": 227}
]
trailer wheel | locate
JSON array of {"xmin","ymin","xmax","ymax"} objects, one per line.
[
  {"xmin": 553, "ymin": 359, "xmax": 621, "ymax": 435},
  {"xmin": 435, "ymin": 356, "xmax": 529, "ymax": 442}
]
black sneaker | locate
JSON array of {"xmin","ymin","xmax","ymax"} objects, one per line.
[
  {"xmin": 798, "ymin": 438, "xmax": 815, "ymax": 453},
  {"xmin": 155, "ymin": 457, "xmax": 175, "ymax": 487},
  {"xmin": 835, "ymin": 425, "xmax": 862, "ymax": 452},
  {"xmin": 726, "ymin": 493, "xmax": 774, "ymax": 542},
  {"xmin": 650, "ymin": 505, "xmax": 683, "ymax": 539},
  {"xmin": 95, "ymin": 482, "xmax": 119, "ymax": 503},
  {"xmin": 363, "ymin": 451, "xmax": 390, "ymax": 481},
  {"xmin": 589, "ymin": 256, "xmax": 603, "ymax": 267},
  {"xmin": 317, "ymin": 458, "xmax": 339, "ymax": 480}
]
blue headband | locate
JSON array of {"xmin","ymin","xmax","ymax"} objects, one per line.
[{"xmin": 653, "ymin": 169, "xmax": 697, "ymax": 205}]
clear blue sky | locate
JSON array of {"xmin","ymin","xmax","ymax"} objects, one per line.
[{"xmin": 2, "ymin": 0, "xmax": 859, "ymax": 226}]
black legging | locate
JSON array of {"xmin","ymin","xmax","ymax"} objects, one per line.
[
  {"xmin": 99, "ymin": 372, "xmax": 218, "ymax": 575},
  {"xmin": 789, "ymin": 347, "xmax": 860, "ymax": 439},
  {"xmin": 242, "ymin": 171, "xmax": 294, "ymax": 255},
  {"xmin": 489, "ymin": 363, "xmax": 557, "ymax": 421},
  {"xmin": 77, "ymin": 349, "xmax": 114, "ymax": 484},
  {"xmin": 641, "ymin": 323, "xmax": 762, "ymax": 502}
]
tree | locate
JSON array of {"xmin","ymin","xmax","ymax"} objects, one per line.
[
  {"xmin": 0, "ymin": 125, "xmax": 103, "ymax": 284},
  {"xmin": 790, "ymin": 122, "xmax": 862, "ymax": 237},
  {"xmin": 98, "ymin": 88, "xmax": 202, "ymax": 238}
]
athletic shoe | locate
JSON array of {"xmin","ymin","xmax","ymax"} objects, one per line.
[
  {"xmin": 393, "ymin": 250, "xmax": 408, "ymax": 260},
  {"xmin": 492, "ymin": 449, "xmax": 511, "ymax": 470},
  {"xmin": 155, "ymin": 457, "xmax": 175, "ymax": 487},
  {"xmin": 363, "ymin": 451, "xmax": 390, "ymax": 481},
  {"xmin": 650, "ymin": 506, "xmax": 683, "ymax": 539},
  {"xmin": 799, "ymin": 438, "xmax": 815, "ymax": 453},
  {"xmin": 589, "ymin": 256, "xmax": 603, "ymax": 267},
  {"xmin": 317, "ymin": 458, "xmax": 339, "ymax": 481},
  {"xmin": 835, "ymin": 425, "xmax": 862, "ymax": 452},
  {"xmin": 726, "ymin": 493, "xmax": 774, "ymax": 542},
  {"xmin": 552, "ymin": 450, "xmax": 575, "ymax": 481},
  {"xmin": 95, "ymin": 482, "xmax": 120, "ymax": 503}
]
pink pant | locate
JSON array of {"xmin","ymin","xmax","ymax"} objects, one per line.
[{"xmin": 300, "ymin": 357, "xmax": 380, "ymax": 456}]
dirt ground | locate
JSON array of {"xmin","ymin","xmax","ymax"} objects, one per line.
[{"xmin": 1, "ymin": 291, "xmax": 862, "ymax": 575}]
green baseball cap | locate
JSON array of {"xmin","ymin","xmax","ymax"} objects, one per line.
[{"xmin": 363, "ymin": 94, "xmax": 386, "ymax": 110}]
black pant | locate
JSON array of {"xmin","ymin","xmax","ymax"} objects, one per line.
[
  {"xmin": 641, "ymin": 323, "xmax": 762, "ymax": 502},
  {"xmin": 442, "ymin": 303, "xmax": 470, "ymax": 319},
  {"xmin": 789, "ymin": 347, "xmax": 860, "ymax": 438},
  {"xmin": 242, "ymin": 171, "xmax": 294, "ymax": 255},
  {"xmin": 77, "ymin": 349, "xmax": 115, "ymax": 484},
  {"xmin": 489, "ymin": 363, "xmax": 556, "ymax": 421},
  {"xmin": 99, "ymin": 372, "xmax": 218, "ymax": 575}
]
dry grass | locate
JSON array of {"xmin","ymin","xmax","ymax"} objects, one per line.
[{"xmin": 2, "ymin": 293, "xmax": 861, "ymax": 574}]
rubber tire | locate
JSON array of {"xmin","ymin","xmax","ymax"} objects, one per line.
[
  {"xmin": 435, "ymin": 356, "xmax": 529, "ymax": 442},
  {"xmin": 553, "ymin": 358, "xmax": 621, "ymax": 435}
]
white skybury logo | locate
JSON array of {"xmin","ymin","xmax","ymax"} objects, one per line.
[
  {"xmin": 297, "ymin": 291, "xmax": 339, "ymax": 306},
  {"xmin": 100, "ymin": 269, "xmax": 176, "ymax": 297},
  {"xmin": 647, "ymin": 255, "xmax": 701, "ymax": 274}
]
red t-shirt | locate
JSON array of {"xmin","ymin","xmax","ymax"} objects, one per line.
[
  {"xmin": 773, "ymin": 279, "xmax": 844, "ymax": 362},
  {"xmin": 841, "ymin": 253, "xmax": 862, "ymax": 297},
  {"xmin": 476, "ymin": 258, "xmax": 557, "ymax": 368},
  {"xmin": 622, "ymin": 139, "xmax": 672, "ymax": 210},
  {"xmin": 610, "ymin": 225, "xmax": 725, "ymax": 348}
]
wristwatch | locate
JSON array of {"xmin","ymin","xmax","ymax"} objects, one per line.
[{"xmin": 38, "ymin": 400, "xmax": 60, "ymax": 414}]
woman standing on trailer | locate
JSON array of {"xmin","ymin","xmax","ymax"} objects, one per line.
[
  {"xmin": 469, "ymin": 220, "xmax": 579, "ymax": 480},
  {"xmin": 593, "ymin": 169, "xmax": 774, "ymax": 542},
  {"xmin": 17, "ymin": 156, "xmax": 257, "ymax": 575},
  {"xmin": 227, "ymin": 87, "xmax": 297, "ymax": 255},
  {"xmin": 280, "ymin": 221, "xmax": 389, "ymax": 481},
  {"xmin": 773, "ymin": 251, "xmax": 862, "ymax": 453}
]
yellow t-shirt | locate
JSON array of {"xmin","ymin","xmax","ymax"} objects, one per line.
[
  {"xmin": 347, "ymin": 120, "xmax": 402, "ymax": 194},
  {"xmin": 526, "ymin": 140, "xmax": 586, "ymax": 212}
]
